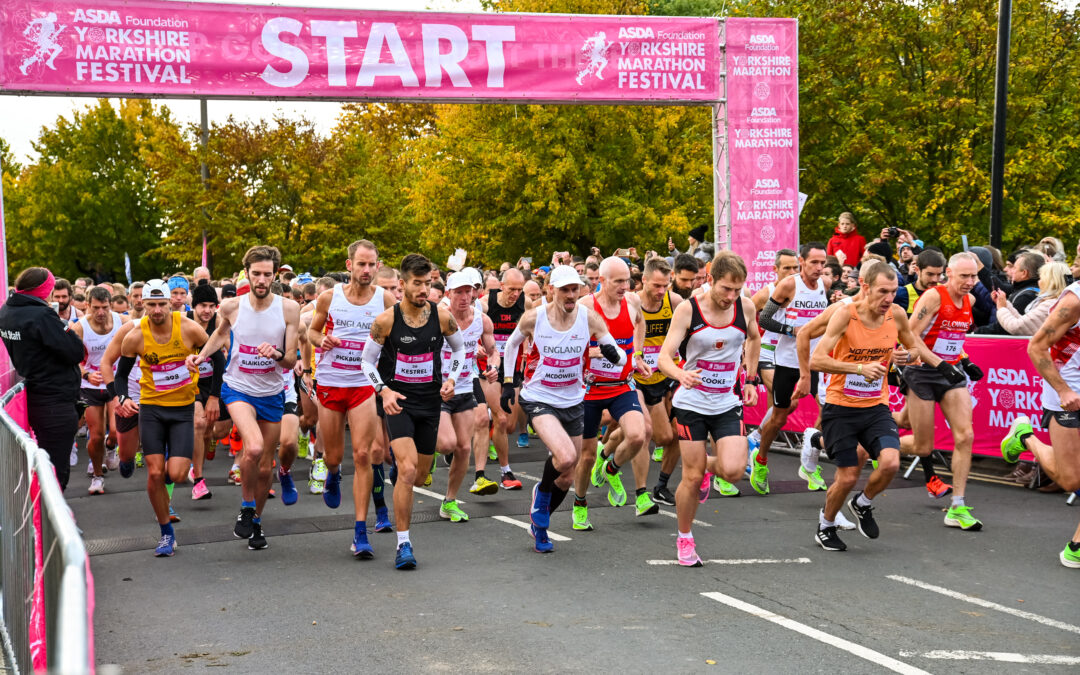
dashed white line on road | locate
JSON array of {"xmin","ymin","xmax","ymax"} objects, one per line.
[
  {"xmin": 900, "ymin": 650, "xmax": 1080, "ymax": 665},
  {"xmin": 383, "ymin": 479, "xmax": 464, "ymax": 504},
  {"xmin": 492, "ymin": 515, "xmax": 571, "ymax": 541},
  {"xmin": 886, "ymin": 575, "xmax": 1080, "ymax": 636},
  {"xmin": 648, "ymin": 557, "xmax": 811, "ymax": 566},
  {"xmin": 656, "ymin": 509, "xmax": 713, "ymax": 527},
  {"xmin": 701, "ymin": 591, "xmax": 931, "ymax": 675}
]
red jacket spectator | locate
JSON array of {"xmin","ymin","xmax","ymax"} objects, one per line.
[{"xmin": 826, "ymin": 213, "xmax": 866, "ymax": 265}]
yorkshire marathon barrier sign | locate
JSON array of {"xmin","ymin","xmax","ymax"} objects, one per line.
[{"xmin": 0, "ymin": 0, "xmax": 724, "ymax": 103}]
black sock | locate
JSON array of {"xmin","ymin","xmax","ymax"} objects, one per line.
[
  {"xmin": 371, "ymin": 464, "xmax": 386, "ymax": 509},
  {"xmin": 1069, "ymin": 541, "xmax": 1080, "ymax": 553},
  {"xmin": 605, "ymin": 457, "xmax": 621, "ymax": 474},
  {"xmin": 539, "ymin": 456, "xmax": 560, "ymax": 492},
  {"xmin": 574, "ymin": 496, "xmax": 587, "ymax": 507},
  {"xmin": 635, "ymin": 487, "xmax": 646, "ymax": 497},
  {"xmin": 549, "ymin": 485, "xmax": 569, "ymax": 513},
  {"xmin": 475, "ymin": 470, "xmax": 485, "ymax": 481},
  {"xmin": 658, "ymin": 471, "xmax": 671, "ymax": 488},
  {"xmin": 921, "ymin": 454, "xmax": 937, "ymax": 482},
  {"xmin": 1018, "ymin": 431, "xmax": 1034, "ymax": 448},
  {"xmin": 810, "ymin": 431, "xmax": 823, "ymax": 450}
]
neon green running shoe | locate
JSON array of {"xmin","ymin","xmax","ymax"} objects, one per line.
[
  {"xmin": 297, "ymin": 433, "xmax": 309, "ymax": 460},
  {"xmin": 424, "ymin": 455, "xmax": 436, "ymax": 487},
  {"xmin": 943, "ymin": 504, "xmax": 983, "ymax": 531},
  {"xmin": 652, "ymin": 446, "xmax": 664, "ymax": 462},
  {"xmin": 1060, "ymin": 543, "xmax": 1080, "ymax": 569},
  {"xmin": 1001, "ymin": 414, "xmax": 1033, "ymax": 464},
  {"xmin": 601, "ymin": 458, "xmax": 627, "ymax": 506},
  {"xmin": 439, "ymin": 500, "xmax": 469, "ymax": 523},
  {"xmin": 590, "ymin": 444, "xmax": 607, "ymax": 488},
  {"xmin": 871, "ymin": 459, "xmax": 879, "ymax": 471},
  {"xmin": 135, "ymin": 451, "xmax": 144, "ymax": 468},
  {"xmin": 713, "ymin": 476, "xmax": 740, "ymax": 497},
  {"xmin": 488, "ymin": 442, "xmax": 497, "ymax": 462},
  {"xmin": 798, "ymin": 465, "xmax": 827, "ymax": 491},
  {"xmin": 635, "ymin": 491, "xmax": 659, "ymax": 516},
  {"xmin": 748, "ymin": 448, "xmax": 769, "ymax": 495},
  {"xmin": 572, "ymin": 504, "xmax": 593, "ymax": 531}
]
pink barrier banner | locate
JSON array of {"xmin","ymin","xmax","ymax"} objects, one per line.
[
  {"xmin": 725, "ymin": 17, "xmax": 799, "ymax": 294},
  {"xmin": 0, "ymin": 0, "xmax": 721, "ymax": 103},
  {"xmin": 744, "ymin": 336, "xmax": 1044, "ymax": 461}
]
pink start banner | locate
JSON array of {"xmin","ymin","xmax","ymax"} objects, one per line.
[
  {"xmin": 725, "ymin": 17, "xmax": 799, "ymax": 294},
  {"xmin": 744, "ymin": 336, "xmax": 1045, "ymax": 461},
  {"xmin": 0, "ymin": 0, "xmax": 723, "ymax": 103}
]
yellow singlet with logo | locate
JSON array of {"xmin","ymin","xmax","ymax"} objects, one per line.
[
  {"xmin": 139, "ymin": 313, "xmax": 199, "ymax": 406},
  {"xmin": 636, "ymin": 291, "xmax": 673, "ymax": 386}
]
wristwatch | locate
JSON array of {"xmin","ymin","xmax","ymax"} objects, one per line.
[
  {"xmin": 116, "ymin": 394, "xmax": 129, "ymax": 407},
  {"xmin": 373, "ymin": 382, "xmax": 385, "ymax": 394},
  {"xmin": 746, "ymin": 375, "xmax": 762, "ymax": 386}
]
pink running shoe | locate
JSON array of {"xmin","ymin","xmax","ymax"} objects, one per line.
[
  {"xmin": 677, "ymin": 536, "xmax": 703, "ymax": 567},
  {"xmin": 699, "ymin": 472, "xmax": 713, "ymax": 503},
  {"xmin": 191, "ymin": 478, "xmax": 212, "ymax": 501}
]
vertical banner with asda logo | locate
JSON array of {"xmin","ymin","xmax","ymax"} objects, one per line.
[{"xmin": 725, "ymin": 18, "xmax": 799, "ymax": 294}]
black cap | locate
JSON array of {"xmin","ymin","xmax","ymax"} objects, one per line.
[
  {"xmin": 221, "ymin": 283, "xmax": 237, "ymax": 298},
  {"xmin": 192, "ymin": 283, "xmax": 219, "ymax": 307},
  {"xmin": 688, "ymin": 225, "xmax": 707, "ymax": 242}
]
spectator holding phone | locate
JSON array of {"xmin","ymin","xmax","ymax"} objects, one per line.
[{"xmin": 983, "ymin": 262, "xmax": 1069, "ymax": 336}]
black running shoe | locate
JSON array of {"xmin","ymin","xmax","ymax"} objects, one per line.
[
  {"xmin": 815, "ymin": 525, "xmax": 847, "ymax": 551},
  {"xmin": 234, "ymin": 506, "xmax": 256, "ymax": 539},
  {"xmin": 248, "ymin": 523, "xmax": 268, "ymax": 550},
  {"xmin": 652, "ymin": 484, "xmax": 675, "ymax": 506},
  {"xmin": 846, "ymin": 493, "xmax": 879, "ymax": 539}
]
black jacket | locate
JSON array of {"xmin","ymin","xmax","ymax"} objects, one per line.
[
  {"xmin": 0, "ymin": 293, "xmax": 85, "ymax": 398},
  {"xmin": 1008, "ymin": 278, "xmax": 1040, "ymax": 315}
]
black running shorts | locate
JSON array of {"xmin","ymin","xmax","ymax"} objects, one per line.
[
  {"xmin": 821, "ymin": 403, "xmax": 899, "ymax": 468},
  {"xmin": 139, "ymin": 403, "xmax": 195, "ymax": 459}
]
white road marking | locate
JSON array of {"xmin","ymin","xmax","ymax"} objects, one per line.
[
  {"xmin": 648, "ymin": 557, "xmax": 811, "ymax": 566},
  {"xmin": 657, "ymin": 509, "xmax": 713, "ymax": 528},
  {"xmin": 900, "ymin": 650, "xmax": 1080, "ymax": 665},
  {"xmin": 701, "ymin": 591, "xmax": 931, "ymax": 675},
  {"xmin": 886, "ymin": 575, "xmax": 1080, "ymax": 636},
  {"xmin": 492, "ymin": 515, "xmax": 571, "ymax": 541},
  {"xmin": 515, "ymin": 472, "xmax": 541, "ymax": 482},
  {"xmin": 383, "ymin": 479, "xmax": 464, "ymax": 504}
]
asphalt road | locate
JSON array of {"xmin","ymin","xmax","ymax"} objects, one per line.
[{"xmin": 69, "ymin": 435, "xmax": 1080, "ymax": 674}]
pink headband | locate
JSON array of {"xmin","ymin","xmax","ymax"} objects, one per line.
[{"xmin": 17, "ymin": 270, "xmax": 55, "ymax": 301}]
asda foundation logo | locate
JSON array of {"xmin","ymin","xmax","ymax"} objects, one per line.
[
  {"xmin": 618, "ymin": 27, "xmax": 654, "ymax": 39},
  {"xmin": 747, "ymin": 34, "xmax": 778, "ymax": 51}
]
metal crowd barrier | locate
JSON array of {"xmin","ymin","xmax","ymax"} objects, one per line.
[{"xmin": 0, "ymin": 383, "xmax": 90, "ymax": 674}]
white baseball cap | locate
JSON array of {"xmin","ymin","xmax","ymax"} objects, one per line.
[
  {"xmin": 445, "ymin": 272, "xmax": 472, "ymax": 290},
  {"xmin": 549, "ymin": 266, "xmax": 582, "ymax": 288},
  {"xmin": 142, "ymin": 279, "xmax": 170, "ymax": 300},
  {"xmin": 462, "ymin": 267, "xmax": 483, "ymax": 288}
]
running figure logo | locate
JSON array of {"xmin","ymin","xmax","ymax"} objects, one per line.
[
  {"xmin": 20, "ymin": 13, "xmax": 66, "ymax": 75},
  {"xmin": 576, "ymin": 32, "xmax": 612, "ymax": 85}
]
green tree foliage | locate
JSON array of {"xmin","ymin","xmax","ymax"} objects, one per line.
[{"xmin": 5, "ymin": 99, "xmax": 168, "ymax": 281}]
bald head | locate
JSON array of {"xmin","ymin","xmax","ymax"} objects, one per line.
[
  {"xmin": 523, "ymin": 279, "xmax": 542, "ymax": 305},
  {"xmin": 599, "ymin": 256, "xmax": 629, "ymax": 280},
  {"xmin": 598, "ymin": 256, "xmax": 630, "ymax": 299},
  {"xmin": 193, "ymin": 266, "xmax": 210, "ymax": 284},
  {"xmin": 501, "ymin": 268, "xmax": 525, "ymax": 285}
]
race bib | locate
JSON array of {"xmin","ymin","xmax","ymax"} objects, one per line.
[
  {"xmin": 150, "ymin": 361, "xmax": 192, "ymax": 391},
  {"xmin": 198, "ymin": 359, "xmax": 214, "ymax": 377},
  {"xmin": 932, "ymin": 330, "xmax": 965, "ymax": 360},
  {"xmin": 237, "ymin": 344, "xmax": 275, "ymax": 375},
  {"xmin": 329, "ymin": 338, "xmax": 366, "ymax": 371},
  {"xmin": 395, "ymin": 352, "xmax": 434, "ymax": 383},
  {"xmin": 539, "ymin": 356, "xmax": 582, "ymax": 388},
  {"xmin": 843, "ymin": 372, "xmax": 883, "ymax": 399},
  {"xmin": 697, "ymin": 360, "xmax": 736, "ymax": 394},
  {"xmin": 642, "ymin": 344, "xmax": 662, "ymax": 369}
]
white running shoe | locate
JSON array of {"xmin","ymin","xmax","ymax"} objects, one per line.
[
  {"xmin": 88, "ymin": 476, "xmax": 105, "ymax": 495},
  {"xmin": 105, "ymin": 448, "xmax": 120, "ymax": 472},
  {"xmin": 87, "ymin": 460, "xmax": 95, "ymax": 477},
  {"xmin": 834, "ymin": 509, "xmax": 857, "ymax": 531},
  {"xmin": 801, "ymin": 427, "xmax": 820, "ymax": 474},
  {"xmin": 70, "ymin": 442, "xmax": 78, "ymax": 466}
]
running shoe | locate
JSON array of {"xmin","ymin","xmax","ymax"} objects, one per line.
[
  {"xmin": 652, "ymin": 484, "xmax": 675, "ymax": 506},
  {"xmin": 206, "ymin": 442, "xmax": 216, "ymax": 461},
  {"xmin": 571, "ymin": 504, "xmax": 593, "ymax": 531},
  {"xmin": 745, "ymin": 434, "xmax": 760, "ymax": 477},
  {"xmin": 531, "ymin": 525, "xmax": 554, "ymax": 554},
  {"xmin": 395, "ymin": 542, "xmax": 417, "ymax": 569},
  {"xmin": 439, "ymin": 500, "xmax": 469, "ymax": 523},
  {"xmin": 248, "ymin": 523, "xmax": 268, "ymax": 550},
  {"xmin": 191, "ymin": 478, "xmax": 211, "ymax": 501},
  {"xmin": 104, "ymin": 448, "xmax": 119, "ymax": 472},
  {"xmin": 698, "ymin": 472, "xmax": 713, "ymax": 503},
  {"xmin": 943, "ymin": 505, "xmax": 983, "ymax": 531},
  {"xmin": 229, "ymin": 464, "xmax": 241, "ymax": 485},
  {"xmin": 846, "ymin": 494, "xmax": 879, "ymax": 539},
  {"xmin": 469, "ymin": 476, "xmax": 500, "ymax": 496},
  {"xmin": 77, "ymin": 424, "xmax": 88, "ymax": 438},
  {"xmin": 323, "ymin": 470, "xmax": 342, "ymax": 509},
  {"xmin": 88, "ymin": 476, "xmax": 105, "ymax": 495},
  {"xmin": 154, "ymin": 534, "xmax": 177, "ymax": 557},
  {"xmin": 87, "ymin": 460, "xmax": 94, "ymax": 477},
  {"xmin": 516, "ymin": 433, "xmax": 529, "ymax": 448},
  {"xmin": 500, "ymin": 472, "xmax": 523, "ymax": 490},
  {"xmin": 105, "ymin": 433, "xmax": 117, "ymax": 450},
  {"xmin": 871, "ymin": 459, "xmax": 879, "ymax": 471},
  {"xmin": 424, "ymin": 456, "xmax": 435, "ymax": 487},
  {"xmin": 70, "ymin": 442, "xmax": 78, "ymax": 466},
  {"xmin": 308, "ymin": 478, "xmax": 325, "ymax": 495},
  {"xmin": 798, "ymin": 465, "xmax": 827, "ymax": 492},
  {"xmin": 589, "ymin": 445, "xmax": 606, "ymax": 488},
  {"xmin": 926, "ymin": 476, "xmax": 952, "ymax": 499},
  {"xmin": 529, "ymin": 484, "xmax": 551, "ymax": 529},
  {"xmin": 1000, "ymin": 414, "xmax": 1033, "ymax": 464},
  {"xmin": 677, "ymin": 536, "xmax": 703, "ymax": 567},
  {"xmin": 834, "ymin": 509, "xmax": 857, "ymax": 531},
  {"xmin": 748, "ymin": 448, "xmax": 769, "ymax": 495},
  {"xmin": 652, "ymin": 446, "xmax": 664, "ymax": 462},
  {"xmin": 800, "ymin": 427, "xmax": 819, "ymax": 474},
  {"xmin": 713, "ymin": 476, "xmax": 740, "ymax": 497},
  {"xmin": 135, "ymin": 451, "xmax": 144, "ymax": 468},
  {"xmin": 119, "ymin": 460, "xmax": 135, "ymax": 479},
  {"xmin": 279, "ymin": 469, "xmax": 298, "ymax": 506},
  {"xmin": 635, "ymin": 491, "xmax": 659, "ymax": 517},
  {"xmin": 188, "ymin": 465, "xmax": 196, "ymax": 483},
  {"xmin": 234, "ymin": 506, "xmax": 256, "ymax": 539},
  {"xmin": 351, "ymin": 529, "xmax": 374, "ymax": 559},
  {"xmin": 1060, "ymin": 543, "xmax": 1080, "ymax": 569},
  {"xmin": 600, "ymin": 459, "xmax": 627, "ymax": 507},
  {"xmin": 297, "ymin": 432, "xmax": 309, "ymax": 460},
  {"xmin": 488, "ymin": 442, "xmax": 497, "ymax": 461},
  {"xmin": 374, "ymin": 507, "xmax": 393, "ymax": 533},
  {"xmin": 528, "ymin": 424, "xmax": 537, "ymax": 438},
  {"xmin": 311, "ymin": 457, "xmax": 328, "ymax": 481},
  {"xmin": 168, "ymin": 505, "xmax": 181, "ymax": 523},
  {"xmin": 815, "ymin": 525, "xmax": 847, "ymax": 551}
]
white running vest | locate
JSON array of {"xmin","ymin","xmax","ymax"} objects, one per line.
[
  {"xmin": 521, "ymin": 307, "xmax": 590, "ymax": 408},
  {"xmin": 224, "ymin": 294, "xmax": 286, "ymax": 397},
  {"xmin": 79, "ymin": 312, "xmax": 121, "ymax": 390},
  {"xmin": 672, "ymin": 298, "xmax": 747, "ymax": 416},
  {"xmin": 441, "ymin": 307, "xmax": 484, "ymax": 395},
  {"xmin": 315, "ymin": 285, "xmax": 385, "ymax": 388},
  {"xmin": 774, "ymin": 276, "xmax": 828, "ymax": 369},
  {"xmin": 1043, "ymin": 283, "xmax": 1080, "ymax": 411}
]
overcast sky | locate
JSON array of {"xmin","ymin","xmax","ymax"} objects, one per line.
[{"xmin": 0, "ymin": 0, "xmax": 484, "ymax": 163}]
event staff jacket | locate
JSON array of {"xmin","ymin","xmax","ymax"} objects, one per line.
[{"xmin": 0, "ymin": 293, "xmax": 84, "ymax": 398}]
